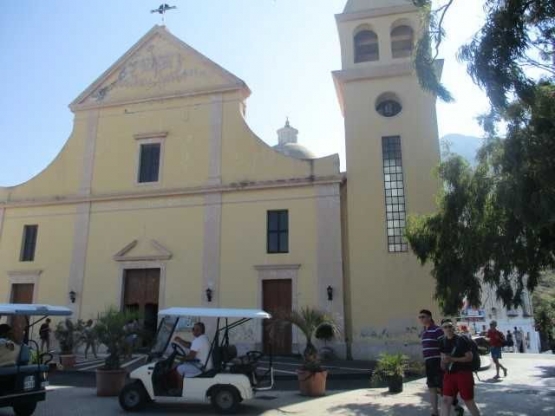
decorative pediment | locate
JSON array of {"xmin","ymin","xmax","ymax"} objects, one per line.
[
  {"xmin": 113, "ymin": 239, "xmax": 172, "ymax": 262},
  {"xmin": 70, "ymin": 25, "xmax": 249, "ymax": 111}
]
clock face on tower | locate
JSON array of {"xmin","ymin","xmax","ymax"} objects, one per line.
[{"xmin": 376, "ymin": 99, "xmax": 402, "ymax": 117}]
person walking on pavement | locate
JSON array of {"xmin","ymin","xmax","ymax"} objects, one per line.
[
  {"xmin": 505, "ymin": 330, "xmax": 514, "ymax": 352},
  {"xmin": 486, "ymin": 321, "xmax": 508, "ymax": 379},
  {"xmin": 419, "ymin": 309, "xmax": 464, "ymax": 416},
  {"xmin": 514, "ymin": 326, "xmax": 524, "ymax": 353},
  {"xmin": 83, "ymin": 319, "xmax": 97, "ymax": 359},
  {"xmin": 39, "ymin": 318, "xmax": 51, "ymax": 353},
  {"xmin": 440, "ymin": 319, "xmax": 481, "ymax": 416}
]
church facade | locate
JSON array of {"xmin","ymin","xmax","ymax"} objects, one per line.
[{"xmin": 0, "ymin": 0, "xmax": 441, "ymax": 358}]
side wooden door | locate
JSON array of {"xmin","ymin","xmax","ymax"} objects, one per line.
[
  {"xmin": 262, "ymin": 279, "xmax": 292, "ymax": 355},
  {"xmin": 10, "ymin": 283, "xmax": 34, "ymax": 343}
]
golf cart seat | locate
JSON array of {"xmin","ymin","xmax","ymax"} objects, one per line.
[
  {"xmin": 220, "ymin": 345, "xmax": 237, "ymax": 364},
  {"xmin": 0, "ymin": 364, "xmax": 48, "ymax": 377}
]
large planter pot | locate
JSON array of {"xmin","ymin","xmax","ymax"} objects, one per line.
[
  {"xmin": 59, "ymin": 354, "xmax": 76, "ymax": 368},
  {"xmin": 387, "ymin": 374, "xmax": 403, "ymax": 393},
  {"xmin": 297, "ymin": 369, "xmax": 328, "ymax": 397},
  {"xmin": 96, "ymin": 368, "xmax": 127, "ymax": 397}
]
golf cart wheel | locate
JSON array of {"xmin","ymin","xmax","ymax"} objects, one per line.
[
  {"xmin": 211, "ymin": 386, "xmax": 241, "ymax": 414},
  {"xmin": 13, "ymin": 401, "xmax": 37, "ymax": 416},
  {"xmin": 119, "ymin": 381, "xmax": 147, "ymax": 412}
]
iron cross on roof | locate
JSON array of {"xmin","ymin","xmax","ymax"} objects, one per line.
[{"xmin": 151, "ymin": 4, "xmax": 177, "ymax": 24}]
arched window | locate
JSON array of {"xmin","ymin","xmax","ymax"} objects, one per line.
[
  {"xmin": 391, "ymin": 25, "xmax": 414, "ymax": 58},
  {"xmin": 354, "ymin": 30, "xmax": 379, "ymax": 63}
]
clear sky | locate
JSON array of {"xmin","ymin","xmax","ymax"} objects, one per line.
[{"xmin": 0, "ymin": 0, "xmax": 488, "ymax": 187}]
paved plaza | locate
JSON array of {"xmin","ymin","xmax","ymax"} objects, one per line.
[{"xmin": 1, "ymin": 354, "xmax": 552, "ymax": 415}]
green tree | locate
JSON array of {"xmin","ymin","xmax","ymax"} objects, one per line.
[
  {"xmin": 533, "ymin": 272, "xmax": 555, "ymax": 350},
  {"xmin": 406, "ymin": 1, "xmax": 555, "ymax": 314},
  {"xmin": 413, "ymin": 0, "xmax": 555, "ymax": 108}
]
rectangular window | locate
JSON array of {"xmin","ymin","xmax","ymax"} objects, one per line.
[
  {"xmin": 138, "ymin": 143, "xmax": 161, "ymax": 183},
  {"xmin": 20, "ymin": 225, "xmax": 38, "ymax": 262},
  {"xmin": 382, "ymin": 136, "xmax": 408, "ymax": 253},
  {"xmin": 267, "ymin": 210, "xmax": 289, "ymax": 253}
]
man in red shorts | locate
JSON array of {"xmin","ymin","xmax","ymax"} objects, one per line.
[{"xmin": 440, "ymin": 319, "xmax": 481, "ymax": 416}]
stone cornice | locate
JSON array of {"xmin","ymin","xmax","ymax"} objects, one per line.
[
  {"xmin": 134, "ymin": 131, "xmax": 168, "ymax": 140},
  {"xmin": 7, "ymin": 270, "xmax": 43, "ymax": 277},
  {"xmin": 254, "ymin": 264, "xmax": 301, "ymax": 271},
  {"xmin": 0, "ymin": 175, "xmax": 343, "ymax": 209},
  {"xmin": 71, "ymin": 84, "xmax": 246, "ymax": 112},
  {"xmin": 332, "ymin": 59, "xmax": 444, "ymax": 116},
  {"xmin": 335, "ymin": 4, "xmax": 418, "ymax": 23},
  {"xmin": 333, "ymin": 60, "xmax": 413, "ymax": 85}
]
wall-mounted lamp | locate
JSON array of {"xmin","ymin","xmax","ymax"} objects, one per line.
[
  {"xmin": 69, "ymin": 290, "xmax": 77, "ymax": 304},
  {"xmin": 326, "ymin": 285, "xmax": 333, "ymax": 301},
  {"xmin": 205, "ymin": 288, "xmax": 213, "ymax": 303}
]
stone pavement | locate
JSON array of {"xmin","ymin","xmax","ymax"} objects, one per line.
[{"xmin": 1, "ymin": 354, "xmax": 552, "ymax": 415}]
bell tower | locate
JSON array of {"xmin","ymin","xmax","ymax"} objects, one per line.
[{"xmin": 334, "ymin": 0, "xmax": 442, "ymax": 358}]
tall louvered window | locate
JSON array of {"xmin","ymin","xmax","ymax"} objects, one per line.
[
  {"xmin": 267, "ymin": 210, "xmax": 289, "ymax": 254},
  {"xmin": 138, "ymin": 143, "xmax": 161, "ymax": 183},
  {"xmin": 354, "ymin": 30, "xmax": 379, "ymax": 63},
  {"xmin": 382, "ymin": 136, "xmax": 408, "ymax": 253},
  {"xmin": 391, "ymin": 25, "xmax": 414, "ymax": 58},
  {"xmin": 20, "ymin": 225, "xmax": 38, "ymax": 262}
]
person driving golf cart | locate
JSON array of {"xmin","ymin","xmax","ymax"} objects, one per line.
[
  {"xmin": 0, "ymin": 324, "xmax": 30, "ymax": 367},
  {"xmin": 173, "ymin": 321, "xmax": 213, "ymax": 378}
]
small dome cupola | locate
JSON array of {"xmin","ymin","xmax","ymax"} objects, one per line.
[
  {"xmin": 277, "ymin": 118, "xmax": 299, "ymax": 146},
  {"xmin": 273, "ymin": 118, "xmax": 316, "ymax": 160}
]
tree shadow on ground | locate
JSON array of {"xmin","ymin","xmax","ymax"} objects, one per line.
[
  {"xmin": 475, "ymin": 381, "xmax": 555, "ymax": 415},
  {"xmin": 326, "ymin": 389, "xmax": 429, "ymax": 415},
  {"xmin": 536, "ymin": 365, "xmax": 555, "ymax": 379}
]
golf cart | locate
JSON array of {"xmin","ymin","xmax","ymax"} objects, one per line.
[
  {"xmin": 119, "ymin": 307, "xmax": 274, "ymax": 414},
  {"xmin": 0, "ymin": 303, "xmax": 72, "ymax": 416}
]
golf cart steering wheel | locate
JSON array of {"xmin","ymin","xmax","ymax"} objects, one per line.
[
  {"xmin": 246, "ymin": 350, "xmax": 263, "ymax": 362},
  {"xmin": 40, "ymin": 352, "xmax": 54, "ymax": 365},
  {"xmin": 170, "ymin": 342, "xmax": 187, "ymax": 357}
]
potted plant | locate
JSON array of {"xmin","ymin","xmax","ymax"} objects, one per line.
[
  {"xmin": 54, "ymin": 319, "xmax": 84, "ymax": 368},
  {"xmin": 372, "ymin": 352, "xmax": 408, "ymax": 393},
  {"xmin": 274, "ymin": 307, "xmax": 339, "ymax": 397},
  {"xmin": 94, "ymin": 307, "xmax": 139, "ymax": 396}
]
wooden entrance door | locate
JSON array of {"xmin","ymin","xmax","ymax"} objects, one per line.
[
  {"xmin": 123, "ymin": 269, "xmax": 160, "ymax": 346},
  {"xmin": 262, "ymin": 279, "xmax": 292, "ymax": 355},
  {"xmin": 10, "ymin": 283, "xmax": 34, "ymax": 343}
]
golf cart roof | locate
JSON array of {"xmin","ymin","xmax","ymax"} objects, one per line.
[
  {"xmin": 0, "ymin": 304, "xmax": 72, "ymax": 317},
  {"xmin": 158, "ymin": 307, "xmax": 271, "ymax": 319}
]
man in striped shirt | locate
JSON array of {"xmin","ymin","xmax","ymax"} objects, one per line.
[{"xmin": 420, "ymin": 309, "xmax": 444, "ymax": 416}]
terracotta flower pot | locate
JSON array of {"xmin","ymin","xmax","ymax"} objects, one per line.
[
  {"xmin": 297, "ymin": 369, "xmax": 328, "ymax": 397},
  {"xmin": 96, "ymin": 368, "xmax": 127, "ymax": 396},
  {"xmin": 59, "ymin": 354, "xmax": 76, "ymax": 368}
]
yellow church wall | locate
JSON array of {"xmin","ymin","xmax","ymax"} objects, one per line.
[
  {"xmin": 220, "ymin": 101, "xmax": 338, "ymax": 183},
  {"xmin": 0, "ymin": 205, "xmax": 76, "ymax": 306},
  {"xmin": 0, "ymin": 117, "xmax": 88, "ymax": 201},
  {"xmin": 91, "ymin": 96, "xmax": 213, "ymax": 194},
  {"xmin": 80, "ymin": 196, "xmax": 205, "ymax": 319},
  {"xmin": 219, "ymin": 187, "xmax": 319, "ymax": 309},
  {"xmin": 341, "ymin": 71, "xmax": 440, "ymax": 357}
]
